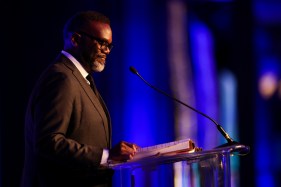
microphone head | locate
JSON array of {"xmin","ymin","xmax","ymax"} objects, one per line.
[{"xmin": 129, "ymin": 66, "xmax": 138, "ymax": 75}]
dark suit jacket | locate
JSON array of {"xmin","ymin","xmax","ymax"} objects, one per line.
[{"xmin": 21, "ymin": 54, "xmax": 113, "ymax": 187}]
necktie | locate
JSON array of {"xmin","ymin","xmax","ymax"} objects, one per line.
[
  {"xmin": 86, "ymin": 74, "xmax": 98, "ymax": 95},
  {"xmin": 86, "ymin": 74, "xmax": 110, "ymax": 147}
]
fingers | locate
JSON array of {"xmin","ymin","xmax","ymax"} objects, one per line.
[
  {"xmin": 123, "ymin": 141, "xmax": 139, "ymax": 152},
  {"xmin": 109, "ymin": 141, "xmax": 140, "ymax": 162},
  {"xmin": 120, "ymin": 141, "xmax": 137, "ymax": 156},
  {"xmin": 132, "ymin": 144, "xmax": 141, "ymax": 151}
]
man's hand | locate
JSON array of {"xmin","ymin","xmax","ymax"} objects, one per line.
[{"xmin": 108, "ymin": 141, "xmax": 139, "ymax": 162}]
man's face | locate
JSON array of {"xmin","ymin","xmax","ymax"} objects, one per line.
[{"xmin": 77, "ymin": 21, "xmax": 113, "ymax": 73}]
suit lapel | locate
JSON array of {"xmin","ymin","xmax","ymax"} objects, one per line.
[
  {"xmin": 61, "ymin": 56, "xmax": 111, "ymax": 147},
  {"xmin": 95, "ymin": 91, "xmax": 112, "ymax": 147}
]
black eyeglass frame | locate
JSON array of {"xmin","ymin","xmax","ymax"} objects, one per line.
[{"xmin": 76, "ymin": 31, "xmax": 113, "ymax": 51}]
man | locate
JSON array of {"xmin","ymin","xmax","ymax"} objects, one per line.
[{"xmin": 21, "ymin": 11, "xmax": 137, "ymax": 187}]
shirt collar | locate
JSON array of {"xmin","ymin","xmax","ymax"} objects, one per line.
[{"xmin": 61, "ymin": 50, "xmax": 90, "ymax": 80}]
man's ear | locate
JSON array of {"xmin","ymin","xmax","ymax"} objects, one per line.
[{"xmin": 71, "ymin": 32, "xmax": 81, "ymax": 47}]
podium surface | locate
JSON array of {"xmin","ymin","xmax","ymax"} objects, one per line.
[{"xmin": 110, "ymin": 144, "xmax": 250, "ymax": 187}]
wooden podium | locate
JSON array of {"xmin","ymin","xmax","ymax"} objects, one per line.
[{"xmin": 109, "ymin": 144, "xmax": 250, "ymax": 187}]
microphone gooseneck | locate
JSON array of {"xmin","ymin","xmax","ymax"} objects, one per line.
[{"xmin": 129, "ymin": 66, "xmax": 239, "ymax": 147}]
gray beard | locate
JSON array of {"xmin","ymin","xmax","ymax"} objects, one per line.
[{"xmin": 93, "ymin": 61, "xmax": 105, "ymax": 72}]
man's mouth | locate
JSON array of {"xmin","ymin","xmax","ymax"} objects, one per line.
[{"xmin": 97, "ymin": 55, "xmax": 106, "ymax": 61}]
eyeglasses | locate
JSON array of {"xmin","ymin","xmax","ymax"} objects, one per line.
[{"xmin": 77, "ymin": 31, "xmax": 113, "ymax": 51}]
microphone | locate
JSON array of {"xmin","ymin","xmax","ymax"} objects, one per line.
[{"xmin": 129, "ymin": 66, "xmax": 239, "ymax": 148}]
